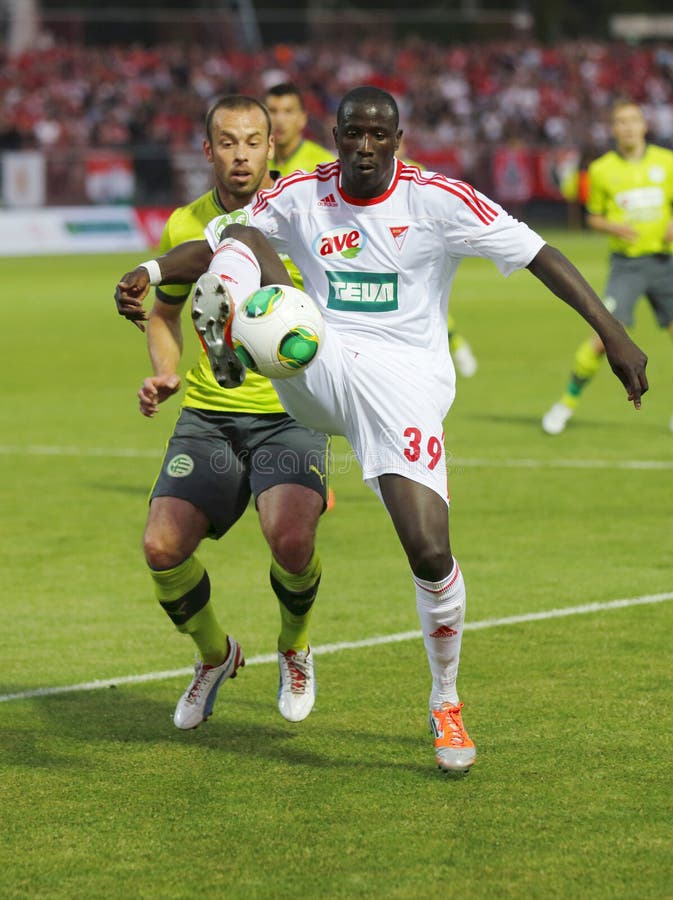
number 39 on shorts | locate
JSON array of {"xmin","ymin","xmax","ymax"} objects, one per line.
[{"xmin": 403, "ymin": 427, "xmax": 444, "ymax": 470}]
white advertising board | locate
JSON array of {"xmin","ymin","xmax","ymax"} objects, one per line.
[{"xmin": 0, "ymin": 206, "xmax": 150, "ymax": 256}]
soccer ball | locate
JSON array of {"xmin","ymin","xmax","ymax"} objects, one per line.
[{"xmin": 231, "ymin": 284, "xmax": 324, "ymax": 380}]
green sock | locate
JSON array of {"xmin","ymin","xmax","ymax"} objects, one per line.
[
  {"xmin": 561, "ymin": 339, "xmax": 603, "ymax": 408},
  {"xmin": 271, "ymin": 551, "xmax": 322, "ymax": 653},
  {"xmin": 150, "ymin": 556, "xmax": 227, "ymax": 665}
]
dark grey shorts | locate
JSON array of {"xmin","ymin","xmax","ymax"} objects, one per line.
[
  {"xmin": 603, "ymin": 253, "xmax": 673, "ymax": 327},
  {"xmin": 151, "ymin": 408, "xmax": 330, "ymax": 538}
]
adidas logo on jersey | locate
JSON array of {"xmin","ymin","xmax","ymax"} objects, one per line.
[{"xmin": 317, "ymin": 193, "xmax": 338, "ymax": 208}]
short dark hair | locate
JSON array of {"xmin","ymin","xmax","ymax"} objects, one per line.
[
  {"xmin": 265, "ymin": 83, "xmax": 304, "ymax": 109},
  {"xmin": 205, "ymin": 95, "xmax": 272, "ymax": 141},
  {"xmin": 336, "ymin": 86, "xmax": 399, "ymax": 130},
  {"xmin": 611, "ymin": 97, "xmax": 643, "ymax": 118}
]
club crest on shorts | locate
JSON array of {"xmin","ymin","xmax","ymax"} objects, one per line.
[{"xmin": 166, "ymin": 454, "xmax": 195, "ymax": 477}]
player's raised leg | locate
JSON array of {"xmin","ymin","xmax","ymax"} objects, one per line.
[
  {"xmin": 192, "ymin": 230, "xmax": 294, "ymax": 388},
  {"xmin": 191, "ymin": 272, "xmax": 245, "ymax": 389}
]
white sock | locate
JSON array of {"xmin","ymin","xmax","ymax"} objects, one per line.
[
  {"xmin": 414, "ymin": 559, "xmax": 466, "ymax": 709},
  {"xmin": 208, "ymin": 238, "xmax": 261, "ymax": 307}
]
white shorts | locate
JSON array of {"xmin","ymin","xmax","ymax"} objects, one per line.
[{"xmin": 273, "ymin": 328, "xmax": 456, "ymax": 504}]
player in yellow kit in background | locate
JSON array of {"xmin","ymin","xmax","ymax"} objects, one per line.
[
  {"xmin": 264, "ymin": 82, "xmax": 334, "ymax": 176},
  {"xmin": 129, "ymin": 95, "xmax": 329, "ymax": 730},
  {"xmin": 542, "ymin": 99, "xmax": 673, "ymax": 434}
]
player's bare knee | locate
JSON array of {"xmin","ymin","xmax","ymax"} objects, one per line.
[
  {"xmin": 268, "ymin": 529, "xmax": 314, "ymax": 574},
  {"xmin": 143, "ymin": 531, "xmax": 185, "ymax": 571},
  {"xmin": 409, "ymin": 545, "xmax": 453, "ymax": 582},
  {"xmin": 220, "ymin": 223, "xmax": 269, "ymax": 259},
  {"xmin": 220, "ymin": 223, "xmax": 255, "ymax": 246},
  {"xmin": 592, "ymin": 334, "xmax": 606, "ymax": 354}
]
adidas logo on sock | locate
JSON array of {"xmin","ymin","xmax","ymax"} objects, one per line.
[
  {"xmin": 317, "ymin": 193, "xmax": 338, "ymax": 208},
  {"xmin": 429, "ymin": 625, "xmax": 458, "ymax": 638}
]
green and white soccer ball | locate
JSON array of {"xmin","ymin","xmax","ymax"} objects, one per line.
[{"xmin": 232, "ymin": 284, "xmax": 324, "ymax": 379}]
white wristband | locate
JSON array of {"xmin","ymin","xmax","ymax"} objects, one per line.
[{"xmin": 139, "ymin": 259, "xmax": 162, "ymax": 285}]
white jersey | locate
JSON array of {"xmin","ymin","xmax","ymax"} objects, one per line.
[{"xmin": 204, "ymin": 158, "xmax": 546, "ymax": 360}]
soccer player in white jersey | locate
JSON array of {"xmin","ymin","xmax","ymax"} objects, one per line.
[{"xmin": 115, "ymin": 86, "xmax": 648, "ymax": 774}]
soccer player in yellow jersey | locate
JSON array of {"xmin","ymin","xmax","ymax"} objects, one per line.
[
  {"xmin": 543, "ymin": 99, "xmax": 673, "ymax": 434},
  {"xmin": 126, "ymin": 95, "xmax": 329, "ymax": 729},
  {"xmin": 264, "ymin": 82, "xmax": 334, "ymax": 176}
]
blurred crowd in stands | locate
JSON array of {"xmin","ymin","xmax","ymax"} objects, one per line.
[{"xmin": 2, "ymin": 35, "xmax": 673, "ymax": 206}]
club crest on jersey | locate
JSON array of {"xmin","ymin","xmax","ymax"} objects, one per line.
[
  {"xmin": 213, "ymin": 209, "xmax": 250, "ymax": 241},
  {"xmin": 389, "ymin": 225, "xmax": 409, "ymax": 250},
  {"xmin": 313, "ymin": 227, "xmax": 367, "ymax": 259}
]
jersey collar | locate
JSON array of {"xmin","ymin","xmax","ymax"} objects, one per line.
[{"xmin": 337, "ymin": 158, "xmax": 401, "ymax": 206}]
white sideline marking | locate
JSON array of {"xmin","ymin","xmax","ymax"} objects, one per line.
[
  {"xmin": 1, "ymin": 444, "xmax": 673, "ymax": 471},
  {"xmin": 0, "ymin": 445, "xmax": 161, "ymax": 459},
  {"xmin": 2, "ymin": 591, "xmax": 672, "ymax": 704},
  {"xmin": 448, "ymin": 457, "xmax": 673, "ymax": 471}
]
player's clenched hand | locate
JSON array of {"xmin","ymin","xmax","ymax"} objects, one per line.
[
  {"xmin": 115, "ymin": 268, "xmax": 151, "ymax": 331},
  {"xmin": 603, "ymin": 331, "xmax": 648, "ymax": 409},
  {"xmin": 138, "ymin": 374, "xmax": 181, "ymax": 418}
]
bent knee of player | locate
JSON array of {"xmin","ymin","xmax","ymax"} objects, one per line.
[
  {"xmin": 143, "ymin": 520, "xmax": 202, "ymax": 571},
  {"xmin": 219, "ymin": 223, "xmax": 270, "ymax": 259},
  {"xmin": 143, "ymin": 532, "xmax": 187, "ymax": 571},
  {"xmin": 266, "ymin": 525, "xmax": 316, "ymax": 573},
  {"xmin": 591, "ymin": 333, "xmax": 607, "ymax": 354},
  {"xmin": 407, "ymin": 542, "xmax": 453, "ymax": 582}
]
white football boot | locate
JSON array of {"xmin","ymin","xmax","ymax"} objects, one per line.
[
  {"xmin": 452, "ymin": 342, "xmax": 478, "ymax": 378},
  {"xmin": 542, "ymin": 401, "xmax": 574, "ymax": 435},
  {"xmin": 191, "ymin": 272, "xmax": 245, "ymax": 388},
  {"xmin": 277, "ymin": 648, "xmax": 316, "ymax": 722},
  {"xmin": 173, "ymin": 637, "xmax": 245, "ymax": 730}
]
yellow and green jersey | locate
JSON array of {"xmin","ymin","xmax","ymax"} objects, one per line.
[
  {"xmin": 157, "ymin": 184, "xmax": 292, "ymax": 414},
  {"xmin": 586, "ymin": 145, "xmax": 673, "ymax": 257},
  {"xmin": 272, "ymin": 140, "xmax": 334, "ymax": 177}
]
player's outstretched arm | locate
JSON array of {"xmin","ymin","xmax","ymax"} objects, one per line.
[
  {"xmin": 114, "ymin": 240, "xmax": 214, "ymax": 329},
  {"xmin": 527, "ymin": 244, "xmax": 648, "ymax": 408}
]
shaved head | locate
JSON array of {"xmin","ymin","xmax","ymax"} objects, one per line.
[
  {"xmin": 336, "ymin": 86, "xmax": 399, "ymax": 131},
  {"xmin": 333, "ymin": 85, "xmax": 402, "ymax": 199}
]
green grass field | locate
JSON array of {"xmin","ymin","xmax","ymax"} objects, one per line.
[{"xmin": 2, "ymin": 230, "xmax": 672, "ymax": 898}]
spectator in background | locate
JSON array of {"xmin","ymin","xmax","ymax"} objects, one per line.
[{"xmin": 4, "ymin": 38, "xmax": 673, "ymax": 206}]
